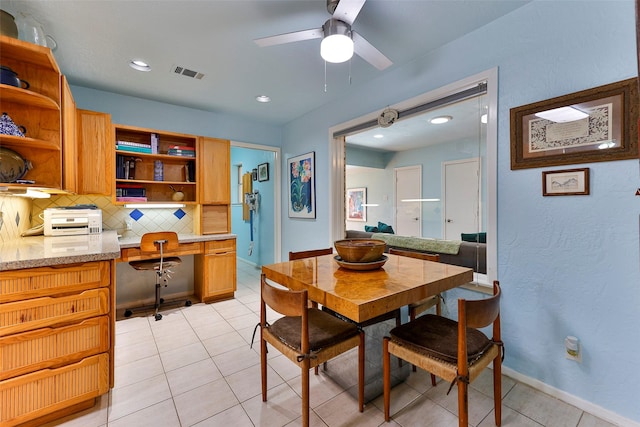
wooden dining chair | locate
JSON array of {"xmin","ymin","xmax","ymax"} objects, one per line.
[
  {"xmin": 383, "ymin": 281, "xmax": 503, "ymax": 427},
  {"xmin": 289, "ymin": 247, "xmax": 333, "ymax": 260},
  {"xmin": 260, "ymin": 274, "xmax": 364, "ymax": 427},
  {"xmin": 388, "ymin": 247, "xmax": 443, "ymax": 380}
]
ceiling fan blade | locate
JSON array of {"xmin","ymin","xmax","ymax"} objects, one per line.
[
  {"xmin": 254, "ymin": 28, "xmax": 323, "ymax": 47},
  {"xmin": 332, "ymin": 0, "xmax": 366, "ymax": 26},
  {"xmin": 352, "ymin": 31, "xmax": 392, "ymax": 70}
]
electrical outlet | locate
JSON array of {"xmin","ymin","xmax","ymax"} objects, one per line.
[
  {"xmin": 124, "ymin": 219, "xmax": 133, "ymax": 231},
  {"xmin": 565, "ymin": 336, "xmax": 581, "ymax": 362}
]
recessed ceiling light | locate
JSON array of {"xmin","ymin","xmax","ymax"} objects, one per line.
[
  {"xmin": 256, "ymin": 95, "xmax": 271, "ymax": 103},
  {"xmin": 373, "ymin": 134, "xmax": 384, "ymax": 139},
  {"xmin": 430, "ymin": 115, "xmax": 452, "ymax": 124},
  {"xmin": 129, "ymin": 59, "xmax": 151, "ymax": 72}
]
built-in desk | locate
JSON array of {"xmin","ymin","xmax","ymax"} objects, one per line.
[{"xmin": 117, "ymin": 233, "xmax": 237, "ymax": 303}]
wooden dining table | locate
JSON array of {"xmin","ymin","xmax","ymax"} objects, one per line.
[{"xmin": 261, "ymin": 253, "xmax": 474, "ymax": 400}]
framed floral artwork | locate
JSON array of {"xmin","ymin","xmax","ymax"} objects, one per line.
[
  {"xmin": 258, "ymin": 162, "xmax": 269, "ymax": 182},
  {"xmin": 288, "ymin": 151, "xmax": 316, "ymax": 218},
  {"xmin": 346, "ymin": 187, "xmax": 366, "ymax": 221}
]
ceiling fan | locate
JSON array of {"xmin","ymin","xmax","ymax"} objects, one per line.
[{"xmin": 254, "ymin": 0, "xmax": 392, "ymax": 71}]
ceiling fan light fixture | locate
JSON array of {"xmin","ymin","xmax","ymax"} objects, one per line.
[{"xmin": 321, "ymin": 19, "xmax": 353, "ymax": 63}]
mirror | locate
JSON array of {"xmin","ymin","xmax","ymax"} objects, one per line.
[{"xmin": 345, "ymin": 93, "xmax": 487, "ymax": 241}]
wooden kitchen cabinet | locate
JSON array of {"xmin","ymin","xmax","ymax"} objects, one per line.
[
  {"xmin": 61, "ymin": 76, "xmax": 77, "ymax": 193},
  {"xmin": 76, "ymin": 109, "xmax": 114, "ymax": 195},
  {"xmin": 196, "ymin": 137, "xmax": 231, "ymax": 234},
  {"xmin": 0, "ymin": 35, "xmax": 62, "ymax": 190},
  {"xmin": 199, "ymin": 137, "xmax": 230, "ymax": 204},
  {"xmin": 0, "ymin": 260, "xmax": 115, "ymax": 426},
  {"xmin": 194, "ymin": 239, "xmax": 236, "ymax": 302}
]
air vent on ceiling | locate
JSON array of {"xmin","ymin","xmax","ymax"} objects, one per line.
[{"xmin": 171, "ymin": 65, "xmax": 205, "ymax": 80}]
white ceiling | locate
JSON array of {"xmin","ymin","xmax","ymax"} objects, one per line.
[{"xmin": 2, "ymin": 0, "xmax": 526, "ymax": 146}]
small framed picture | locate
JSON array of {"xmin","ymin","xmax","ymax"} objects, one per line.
[
  {"xmin": 346, "ymin": 187, "xmax": 367, "ymax": 221},
  {"xmin": 258, "ymin": 162, "xmax": 269, "ymax": 182},
  {"xmin": 542, "ymin": 168, "xmax": 590, "ymax": 196}
]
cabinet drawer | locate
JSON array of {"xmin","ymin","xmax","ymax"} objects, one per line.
[
  {"xmin": 0, "ymin": 316, "xmax": 109, "ymax": 380},
  {"xmin": 204, "ymin": 239, "xmax": 236, "ymax": 254},
  {"xmin": 0, "ymin": 261, "xmax": 111, "ymax": 304},
  {"xmin": 0, "ymin": 353, "xmax": 109, "ymax": 427},
  {"xmin": 0, "ymin": 288, "xmax": 109, "ymax": 337}
]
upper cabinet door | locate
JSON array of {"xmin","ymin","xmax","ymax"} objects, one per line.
[
  {"xmin": 61, "ymin": 76, "xmax": 77, "ymax": 193},
  {"xmin": 198, "ymin": 137, "xmax": 230, "ymax": 204},
  {"xmin": 76, "ymin": 109, "xmax": 114, "ymax": 196}
]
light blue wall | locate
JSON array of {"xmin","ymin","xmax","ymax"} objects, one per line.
[
  {"xmin": 71, "ymin": 85, "xmax": 282, "ymax": 145},
  {"xmin": 230, "ymin": 146, "xmax": 275, "ymax": 267},
  {"xmin": 283, "ymin": 1, "xmax": 639, "ymax": 423}
]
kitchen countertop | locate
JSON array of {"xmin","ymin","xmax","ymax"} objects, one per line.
[{"xmin": 0, "ymin": 231, "xmax": 236, "ymax": 271}]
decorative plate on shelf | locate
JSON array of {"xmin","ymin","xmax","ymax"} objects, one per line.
[
  {"xmin": 0, "ymin": 147, "xmax": 32, "ymax": 183},
  {"xmin": 334, "ymin": 255, "xmax": 388, "ymax": 271}
]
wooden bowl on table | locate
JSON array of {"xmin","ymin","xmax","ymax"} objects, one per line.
[{"xmin": 334, "ymin": 239, "xmax": 386, "ymax": 263}]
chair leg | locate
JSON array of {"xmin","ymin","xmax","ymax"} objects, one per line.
[
  {"xmin": 302, "ymin": 359, "xmax": 310, "ymax": 427},
  {"xmin": 261, "ymin": 338, "xmax": 268, "ymax": 402},
  {"xmin": 358, "ymin": 331, "xmax": 364, "ymax": 413},
  {"xmin": 409, "ymin": 309, "xmax": 417, "ymax": 372},
  {"xmin": 457, "ymin": 377, "xmax": 469, "ymax": 427},
  {"xmin": 154, "ymin": 275, "xmax": 162, "ymax": 321},
  {"xmin": 383, "ymin": 337, "xmax": 391, "ymax": 422},
  {"xmin": 493, "ymin": 354, "xmax": 502, "ymax": 426}
]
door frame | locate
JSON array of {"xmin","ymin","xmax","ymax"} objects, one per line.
[
  {"xmin": 230, "ymin": 141, "xmax": 282, "ymax": 263},
  {"xmin": 394, "ymin": 165, "xmax": 422, "ymax": 237},
  {"xmin": 329, "ymin": 68, "xmax": 498, "ymax": 287}
]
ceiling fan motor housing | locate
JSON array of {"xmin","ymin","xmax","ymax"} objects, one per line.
[{"xmin": 327, "ymin": 0, "xmax": 340, "ymax": 14}]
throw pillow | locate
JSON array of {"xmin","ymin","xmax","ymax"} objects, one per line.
[
  {"xmin": 377, "ymin": 221, "xmax": 395, "ymax": 234},
  {"xmin": 461, "ymin": 232, "xmax": 486, "ymax": 243},
  {"xmin": 364, "ymin": 225, "xmax": 379, "ymax": 232}
]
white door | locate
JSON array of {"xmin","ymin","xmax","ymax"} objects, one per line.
[
  {"xmin": 395, "ymin": 166, "xmax": 422, "ymax": 237},
  {"xmin": 443, "ymin": 158, "xmax": 480, "ymax": 240}
]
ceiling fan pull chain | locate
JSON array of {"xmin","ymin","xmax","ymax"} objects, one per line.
[
  {"xmin": 349, "ymin": 58, "xmax": 352, "ymax": 85},
  {"xmin": 324, "ymin": 61, "xmax": 328, "ymax": 93}
]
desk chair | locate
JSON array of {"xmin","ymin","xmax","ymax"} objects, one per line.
[
  {"xmin": 124, "ymin": 231, "xmax": 191, "ymax": 321},
  {"xmin": 260, "ymin": 274, "xmax": 364, "ymax": 427},
  {"xmin": 383, "ymin": 281, "xmax": 503, "ymax": 427}
]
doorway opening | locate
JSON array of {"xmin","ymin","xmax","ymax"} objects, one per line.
[
  {"xmin": 329, "ymin": 68, "xmax": 497, "ymax": 286},
  {"xmin": 230, "ymin": 141, "xmax": 281, "ymax": 266}
]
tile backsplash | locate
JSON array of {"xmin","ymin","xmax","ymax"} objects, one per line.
[
  {"xmin": 0, "ymin": 194, "xmax": 194, "ymax": 242},
  {"xmin": 0, "ymin": 196, "xmax": 32, "ymax": 242}
]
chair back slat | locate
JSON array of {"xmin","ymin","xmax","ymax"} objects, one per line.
[
  {"xmin": 139, "ymin": 231, "xmax": 180, "ymax": 253},
  {"xmin": 462, "ymin": 281, "xmax": 501, "ymax": 329},
  {"xmin": 261, "ymin": 275, "xmax": 307, "ymax": 317},
  {"xmin": 289, "ymin": 248, "xmax": 333, "ymax": 260},
  {"xmin": 388, "ymin": 248, "xmax": 440, "ymax": 262}
]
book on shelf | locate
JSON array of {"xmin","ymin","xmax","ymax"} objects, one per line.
[
  {"xmin": 168, "ymin": 145, "xmax": 195, "ymax": 151},
  {"xmin": 116, "ymin": 155, "xmax": 140, "ymax": 179},
  {"xmin": 151, "ymin": 133, "xmax": 159, "ymax": 154},
  {"xmin": 116, "ymin": 185, "xmax": 146, "ymax": 197},
  {"xmin": 167, "ymin": 149, "xmax": 196, "ymax": 157},
  {"xmin": 116, "ymin": 145, "xmax": 152, "ymax": 154},
  {"xmin": 117, "ymin": 140, "xmax": 152, "ymax": 149},
  {"xmin": 115, "ymin": 196, "xmax": 148, "ymax": 202}
]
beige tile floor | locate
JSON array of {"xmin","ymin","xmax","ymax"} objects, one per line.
[{"xmin": 45, "ymin": 262, "xmax": 617, "ymax": 427}]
